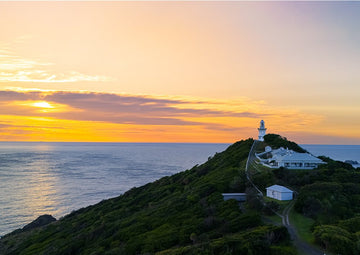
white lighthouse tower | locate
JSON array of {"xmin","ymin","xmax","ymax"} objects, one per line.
[{"xmin": 258, "ymin": 120, "xmax": 267, "ymax": 141}]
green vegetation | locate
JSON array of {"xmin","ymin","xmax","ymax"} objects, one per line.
[
  {"xmin": 0, "ymin": 139, "xmax": 295, "ymax": 255},
  {"xmin": 313, "ymin": 224, "xmax": 357, "ymax": 255},
  {"xmin": 3, "ymin": 135, "xmax": 358, "ymax": 255},
  {"xmin": 289, "ymin": 211, "xmax": 315, "ymax": 243},
  {"xmin": 248, "ymin": 137, "xmax": 360, "ymax": 255},
  {"xmin": 263, "ymin": 134, "xmax": 307, "ymax": 153},
  {"xmin": 263, "ymin": 197, "xmax": 291, "ymax": 214},
  {"xmin": 263, "ymin": 214, "xmax": 282, "ymax": 225}
]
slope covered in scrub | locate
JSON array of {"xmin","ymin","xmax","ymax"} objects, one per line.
[{"xmin": 0, "ymin": 139, "xmax": 294, "ymax": 255}]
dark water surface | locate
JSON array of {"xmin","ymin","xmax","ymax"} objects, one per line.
[
  {"xmin": 0, "ymin": 142, "xmax": 228, "ymax": 236},
  {"xmin": 302, "ymin": 144, "xmax": 360, "ymax": 168}
]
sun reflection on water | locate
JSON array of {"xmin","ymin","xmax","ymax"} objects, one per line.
[{"xmin": 13, "ymin": 146, "xmax": 61, "ymax": 228}]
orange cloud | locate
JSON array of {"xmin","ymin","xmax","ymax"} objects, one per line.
[
  {"xmin": 0, "ymin": 90, "xmax": 266, "ymax": 125},
  {"xmin": 0, "ymin": 89, "xmax": 331, "ymax": 143}
]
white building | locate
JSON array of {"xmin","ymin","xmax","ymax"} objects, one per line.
[
  {"xmin": 257, "ymin": 147, "xmax": 325, "ymax": 170},
  {"xmin": 266, "ymin": 185, "xmax": 293, "ymax": 201},
  {"xmin": 258, "ymin": 120, "xmax": 267, "ymax": 141}
]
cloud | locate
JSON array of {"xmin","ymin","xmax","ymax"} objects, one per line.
[
  {"xmin": 43, "ymin": 91, "xmax": 267, "ymax": 125},
  {"xmin": 0, "ymin": 90, "xmax": 40, "ymax": 101},
  {"xmin": 43, "ymin": 91, "xmax": 265, "ymax": 118},
  {"xmin": 0, "ymin": 123, "xmax": 12, "ymax": 129},
  {"xmin": 0, "ymin": 90, "xmax": 266, "ymax": 128},
  {"xmin": 0, "ymin": 54, "xmax": 51, "ymax": 71},
  {"xmin": 0, "ymin": 89, "xmax": 333, "ymax": 142},
  {"xmin": 0, "ymin": 53, "xmax": 114, "ymax": 83},
  {"xmin": 0, "ymin": 121, "xmax": 65, "ymax": 131},
  {"xmin": 0, "ymin": 70, "xmax": 113, "ymax": 83}
]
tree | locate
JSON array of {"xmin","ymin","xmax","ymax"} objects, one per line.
[{"xmin": 313, "ymin": 225, "xmax": 357, "ymax": 255}]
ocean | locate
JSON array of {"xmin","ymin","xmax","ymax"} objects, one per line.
[
  {"xmin": 0, "ymin": 142, "xmax": 359, "ymax": 237},
  {"xmin": 301, "ymin": 144, "xmax": 360, "ymax": 168},
  {"xmin": 0, "ymin": 142, "xmax": 229, "ymax": 237}
]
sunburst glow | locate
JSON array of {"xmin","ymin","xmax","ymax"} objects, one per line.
[{"xmin": 32, "ymin": 101, "xmax": 53, "ymax": 108}]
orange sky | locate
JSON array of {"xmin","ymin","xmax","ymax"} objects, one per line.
[{"xmin": 0, "ymin": 1, "xmax": 359, "ymax": 144}]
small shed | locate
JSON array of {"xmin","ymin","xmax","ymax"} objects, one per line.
[
  {"xmin": 222, "ymin": 193, "xmax": 247, "ymax": 202},
  {"xmin": 266, "ymin": 185, "xmax": 293, "ymax": 201}
]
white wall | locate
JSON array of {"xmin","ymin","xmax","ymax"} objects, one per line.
[
  {"xmin": 266, "ymin": 189, "xmax": 293, "ymax": 201},
  {"xmin": 280, "ymin": 192, "xmax": 293, "ymax": 201}
]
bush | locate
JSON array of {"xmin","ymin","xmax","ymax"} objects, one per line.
[{"xmin": 313, "ymin": 225, "xmax": 357, "ymax": 255}]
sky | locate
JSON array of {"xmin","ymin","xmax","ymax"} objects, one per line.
[{"xmin": 0, "ymin": 1, "xmax": 359, "ymax": 144}]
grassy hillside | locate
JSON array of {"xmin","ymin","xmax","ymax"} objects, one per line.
[
  {"xmin": 263, "ymin": 134, "xmax": 307, "ymax": 153},
  {"xmin": 0, "ymin": 139, "xmax": 295, "ymax": 255}
]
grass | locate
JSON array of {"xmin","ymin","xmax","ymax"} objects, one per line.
[
  {"xmin": 289, "ymin": 210, "xmax": 315, "ymax": 244},
  {"xmin": 263, "ymin": 197, "xmax": 291, "ymax": 213},
  {"xmin": 263, "ymin": 214, "xmax": 282, "ymax": 225},
  {"xmin": 248, "ymin": 161, "xmax": 271, "ymax": 175}
]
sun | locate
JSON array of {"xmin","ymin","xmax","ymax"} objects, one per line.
[{"xmin": 32, "ymin": 101, "xmax": 54, "ymax": 108}]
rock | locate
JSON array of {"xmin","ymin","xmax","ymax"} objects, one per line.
[
  {"xmin": 22, "ymin": 215, "xmax": 56, "ymax": 232},
  {"xmin": 345, "ymin": 160, "xmax": 359, "ymax": 165}
]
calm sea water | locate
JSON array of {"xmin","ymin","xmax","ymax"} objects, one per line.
[
  {"xmin": 302, "ymin": 144, "xmax": 360, "ymax": 168},
  {"xmin": 0, "ymin": 142, "xmax": 229, "ymax": 237}
]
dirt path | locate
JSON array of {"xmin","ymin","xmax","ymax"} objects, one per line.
[
  {"xmin": 281, "ymin": 201, "xmax": 325, "ymax": 255},
  {"xmin": 246, "ymin": 140, "xmax": 325, "ymax": 255}
]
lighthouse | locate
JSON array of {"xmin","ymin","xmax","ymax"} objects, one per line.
[{"xmin": 258, "ymin": 120, "xmax": 267, "ymax": 141}]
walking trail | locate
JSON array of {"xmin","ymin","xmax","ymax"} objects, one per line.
[{"xmin": 245, "ymin": 140, "xmax": 325, "ymax": 255}]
